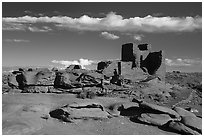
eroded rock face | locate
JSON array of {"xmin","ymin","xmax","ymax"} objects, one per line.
[
  {"xmin": 7, "ymin": 69, "xmax": 54, "ymax": 92},
  {"xmin": 54, "ymin": 69, "xmax": 104, "ymax": 89},
  {"xmin": 78, "ymin": 71, "xmax": 103, "ymax": 85},
  {"xmin": 54, "ymin": 70, "xmax": 81, "ymax": 89}
]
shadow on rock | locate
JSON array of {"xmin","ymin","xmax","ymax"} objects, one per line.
[
  {"xmin": 129, "ymin": 117, "xmax": 154, "ymax": 126},
  {"xmin": 49, "ymin": 109, "xmax": 72, "ymax": 123},
  {"xmin": 120, "ymin": 106, "xmax": 161, "ymax": 117}
]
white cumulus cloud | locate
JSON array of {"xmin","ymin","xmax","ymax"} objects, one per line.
[
  {"xmin": 28, "ymin": 26, "xmax": 52, "ymax": 32},
  {"xmin": 101, "ymin": 32, "xmax": 120, "ymax": 40},
  {"xmin": 51, "ymin": 58, "xmax": 95, "ymax": 69},
  {"xmin": 4, "ymin": 39, "xmax": 30, "ymax": 43},
  {"xmin": 2, "ymin": 12, "xmax": 202, "ymax": 33},
  {"xmin": 165, "ymin": 58, "xmax": 201, "ymax": 66},
  {"xmin": 133, "ymin": 34, "xmax": 144, "ymax": 41}
]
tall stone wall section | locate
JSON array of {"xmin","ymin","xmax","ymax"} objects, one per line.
[{"xmin": 98, "ymin": 43, "xmax": 166, "ymax": 82}]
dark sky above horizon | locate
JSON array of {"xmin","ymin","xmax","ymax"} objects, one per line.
[{"xmin": 2, "ymin": 2, "xmax": 202, "ymax": 72}]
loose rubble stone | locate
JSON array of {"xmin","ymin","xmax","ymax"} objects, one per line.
[
  {"xmin": 181, "ymin": 116, "xmax": 202, "ymax": 133},
  {"xmin": 137, "ymin": 113, "xmax": 172, "ymax": 126},
  {"xmin": 167, "ymin": 121, "xmax": 200, "ymax": 135},
  {"xmin": 49, "ymin": 109, "xmax": 72, "ymax": 122},
  {"xmin": 76, "ymin": 89, "xmax": 96, "ymax": 99},
  {"xmin": 105, "ymin": 103, "xmax": 124, "ymax": 116}
]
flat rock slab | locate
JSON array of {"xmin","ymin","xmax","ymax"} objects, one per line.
[
  {"xmin": 167, "ymin": 121, "xmax": 200, "ymax": 135},
  {"xmin": 137, "ymin": 100, "xmax": 180, "ymax": 118},
  {"xmin": 68, "ymin": 102, "xmax": 110, "ymax": 119},
  {"xmin": 137, "ymin": 113, "xmax": 172, "ymax": 126},
  {"xmin": 173, "ymin": 107, "xmax": 196, "ymax": 117},
  {"xmin": 181, "ymin": 116, "xmax": 202, "ymax": 133},
  {"xmin": 50, "ymin": 101, "xmax": 111, "ymax": 122},
  {"xmin": 68, "ymin": 102, "xmax": 104, "ymax": 110}
]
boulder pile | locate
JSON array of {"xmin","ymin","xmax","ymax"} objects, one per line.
[
  {"xmin": 130, "ymin": 99, "xmax": 202, "ymax": 135},
  {"xmin": 49, "ymin": 98, "xmax": 202, "ymax": 135}
]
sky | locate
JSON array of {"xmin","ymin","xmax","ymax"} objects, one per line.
[{"xmin": 2, "ymin": 2, "xmax": 202, "ymax": 72}]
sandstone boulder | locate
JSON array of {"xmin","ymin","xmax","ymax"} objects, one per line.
[
  {"xmin": 9, "ymin": 69, "xmax": 53, "ymax": 90},
  {"xmin": 173, "ymin": 107, "xmax": 196, "ymax": 117},
  {"xmin": 137, "ymin": 113, "xmax": 172, "ymax": 126},
  {"xmin": 133, "ymin": 99, "xmax": 180, "ymax": 118},
  {"xmin": 54, "ymin": 71, "xmax": 81, "ymax": 89},
  {"xmin": 49, "ymin": 109, "xmax": 72, "ymax": 122},
  {"xmin": 78, "ymin": 71, "xmax": 104, "ymax": 85},
  {"xmin": 167, "ymin": 121, "xmax": 200, "ymax": 135},
  {"xmin": 105, "ymin": 102, "xmax": 124, "ymax": 117},
  {"xmin": 181, "ymin": 116, "xmax": 202, "ymax": 133}
]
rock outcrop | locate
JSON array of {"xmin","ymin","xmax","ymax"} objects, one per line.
[
  {"xmin": 97, "ymin": 43, "xmax": 165, "ymax": 83},
  {"xmin": 130, "ymin": 98, "xmax": 202, "ymax": 135},
  {"xmin": 137, "ymin": 113, "xmax": 172, "ymax": 126}
]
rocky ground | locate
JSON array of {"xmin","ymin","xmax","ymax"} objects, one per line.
[{"xmin": 2, "ymin": 71, "xmax": 202, "ymax": 135}]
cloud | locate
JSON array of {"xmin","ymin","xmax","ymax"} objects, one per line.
[
  {"xmin": 133, "ymin": 34, "xmax": 144, "ymax": 41},
  {"xmin": 51, "ymin": 58, "xmax": 96, "ymax": 69},
  {"xmin": 4, "ymin": 39, "xmax": 30, "ymax": 43},
  {"xmin": 165, "ymin": 58, "xmax": 201, "ymax": 66},
  {"xmin": 2, "ymin": 12, "xmax": 202, "ymax": 33},
  {"xmin": 2, "ymin": 22, "xmax": 26, "ymax": 31},
  {"xmin": 28, "ymin": 26, "xmax": 52, "ymax": 32},
  {"xmin": 100, "ymin": 32, "xmax": 119, "ymax": 40},
  {"xmin": 152, "ymin": 13, "xmax": 164, "ymax": 17},
  {"xmin": 24, "ymin": 10, "xmax": 32, "ymax": 14}
]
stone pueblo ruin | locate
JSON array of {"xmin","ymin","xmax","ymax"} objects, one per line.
[{"xmin": 2, "ymin": 43, "xmax": 202, "ymax": 135}]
